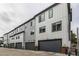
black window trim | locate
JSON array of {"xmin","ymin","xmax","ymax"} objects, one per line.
[
  {"xmin": 30, "ymin": 31, "xmax": 34, "ymax": 35},
  {"xmin": 38, "ymin": 13, "xmax": 45, "ymax": 23},
  {"xmin": 49, "ymin": 8, "xmax": 53, "ymax": 19},
  {"xmin": 39, "ymin": 26, "xmax": 46, "ymax": 33},
  {"xmin": 30, "ymin": 21, "xmax": 33, "ymax": 26},
  {"xmin": 52, "ymin": 21, "xmax": 62, "ymax": 32}
]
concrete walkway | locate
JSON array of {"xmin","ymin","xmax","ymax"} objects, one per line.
[{"xmin": 0, "ymin": 47, "xmax": 67, "ymax": 56}]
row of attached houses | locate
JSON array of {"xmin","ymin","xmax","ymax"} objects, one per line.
[
  {"xmin": 3, "ymin": 3, "xmax": 72, "ymax": 53},
  {"xmin": 4, "ymin": 18, "xmax": 35, "ymax": 50}
]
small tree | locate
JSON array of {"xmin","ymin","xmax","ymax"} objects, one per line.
[{"xmin": 71, "ymin": 31, "xmax": 77, "ymax": 44}]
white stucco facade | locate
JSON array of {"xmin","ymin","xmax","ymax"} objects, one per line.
[
  {"xmin": 24, "ymin": 19, "xmax": 35, "ymax": 42},
  {"xmin": 4, "ymin": 18, "xmax": 35, "ymax": 48},
  {"xmin": 35, "ymin": 3, "xmax": 71, "ymax": 48},
  {"xmin": 3, "ymin": 34, "xmax": 8, "ymax": 46}
]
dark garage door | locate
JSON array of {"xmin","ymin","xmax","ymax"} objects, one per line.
[
  {"xmin": 25, "ymin": 42, "xmax": 35, "ymax": 50},
  {"xmin": 16, "ymin": 42, "xmax": 22, "ymax": 49},
  {"xmin": 38, "ymin": 39, "xmax": 62, "ymax": 52},
  {"xmin": 10, "ymin": 43, "xmax": 14, "ymax": 48}
]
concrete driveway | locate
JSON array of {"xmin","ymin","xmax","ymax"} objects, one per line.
[{"xmin": 0, "ymin": 47, "xmax": 67, "ymax": 56}]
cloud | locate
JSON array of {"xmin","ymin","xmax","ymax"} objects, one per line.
[
  {"xmin": 0, "ymin": 3, "xmax": 53, "ymax": 37},
  {"xmin": 71, "ymin": 3, "xmax": 79, "ymax": 34},
  {"xmin": 0, "ymin": 11, "xmax": 12, "ymax": 23},
  {"xmin": 1, "ymin": 3, "xmax": 78, "ymax": 37}
]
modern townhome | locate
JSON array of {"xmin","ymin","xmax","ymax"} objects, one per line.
[
  {"xmin": 34, "ymin": 3, "xmax": 72, "ymax": 53},
  {"xmin": 3, "ymin": 3, "xmax": 72, "ymax": 53},
  {"xmin": 3, "ymin": 18, "xmax": 35, "ymax": 50}
]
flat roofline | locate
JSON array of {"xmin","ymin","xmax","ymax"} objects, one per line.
[
  {"xmin": 34, "ymin": 3, "xmax": 60, "ymax": 17},
  {"xmin": 4, "ymin": 17, "xmax": 35, "ymax": 35},
  {"xmin": 3, "ymin": 3, "xmax": 60, "ymax": 35}
]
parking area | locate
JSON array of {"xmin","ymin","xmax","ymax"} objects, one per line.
[{"xmin": 0, "ymin": 47, "xmax": 67, "ymax": 56}]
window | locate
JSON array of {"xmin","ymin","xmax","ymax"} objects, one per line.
[
  {"xmin": 18, "ymin": 36, "xmax": 20, "ymax": 39},
  {"xmin": 39, "ymin": 26, "xmax": 46, "ymax": 33},
  {"xmin": 30, "ymin": 31, "xmax": 34, "ymax": 35},
  {"xmin": 49, "ymin": 8, "xmax": 53, "ymax": 18},
  {"xmin": 57, "ymin": 23, "xmax": 62, "ymax": 31},
  {"xmin": 30, "ymin": 22, "xmax": 33, "ymax": 26},
  {"xmin": 15, "ymin": 29, "xmax": 17, "ymax": 33},
  {"xmin": 52, "ymin": 24, "xmax": 56, "ymax": 32},
  {"xmin": 52, "ymin": 21, "xmax": 62, "ymax": 32},
  {"xmin": 16, "ymin": 29, "xmax": 18, "ymax": 33},
  {"xmin": 39, "ymin": 13, "xmax": 45, "ymax": 23},
  {"xmin": 16, "ymin": 36, "xmax": 17, "ymax": 39}
]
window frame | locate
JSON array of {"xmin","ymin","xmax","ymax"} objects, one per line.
[
  {"xmin": 52, "ymin": 21, "xmax": 62, "ymax": 32},
  {"xmin": 57, "ymin": 22, "xmax": 62, "ymax": 31},
  {"xmin": 39, "ymin": 26, "xmax": 46, "ymax": 33},
  {"xmin": 49, "ymin": 8, "xmax": 53, "ymax": 19},
  {"xmin": 52, "ymin": 23, "xmax": 57, "ymax": 32},
  {"xmin": 18, "ymin": 36, "xmax": 20, "ymax": 39},
  {"xmin": 16, "ymin": 36, "xmax": 17, "ymax": 39},
  {"xmin": 39, "ymin": 13, "xmax": 45, "ymax": 23},
  {"xmin": 30, "ymin": 31, "xmax": 34, "ymax": 35},
  {"xmin": 30, "ymin": 21, "xmax": 33, "ymax": 26}
]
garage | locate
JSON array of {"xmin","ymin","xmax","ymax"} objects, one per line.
[
  {"xmin": 38, "ymin": 39, "xmax": 62, "ymax": 52},
  {"xmin": 9, "ymin": 43, "xmax": 14, "ymax": 48},
  {"xmin": 25, "ymin": 42, "xmax": 35, "ymax": 50},
  {"xmin": 16, "ymin": 42, "xmax": 22, "ymax": 49}
]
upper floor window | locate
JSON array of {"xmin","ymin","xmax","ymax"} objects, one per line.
[
  {"xmin": 52, "ymin": 24, "xmax": 56, "ymax": 32},
  {"xmin": 30, "ymin": 22, "xmax": 33, "ymax": 26},
  {"xmin": 39, "ymin": 13, "xmax": 45, "ymax": 23},
  {"xmin": 16, "ymin": 36, "xmax": 17, "ymax": 39},
  {"xmin": 16, "ymin": 29, "xmax": 18, "ymax": 32},
  {"xmin": 52, "ymin": 21, "xmax": 62, "ymax": 32},
  {"xmin": 18, "ymin": 36, "xmax": 20, "ymax": 39},
  {"xmin": 30, "ymin": 31, "xmax": 34, "ymax": 35},
  {"xmin": 49, "ymin": 8, "xmax": 53, "ymax": 18},
  {"xmin": 39, "ymin": 26, "xmax": 46, "ymax": 33}
]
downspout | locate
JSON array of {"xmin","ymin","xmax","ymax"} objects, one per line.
[{"xmin": 67, "ymin": 3, "xmax": 72, "ymax": 56}]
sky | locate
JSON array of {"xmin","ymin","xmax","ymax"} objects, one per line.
[
  {"xmin": 0, "ymin": 3, "xmax": 53, "ymax": 37},
  {"xmin": 0, "ymin": 3, "xmax": 78, "ymax": 37},
  {"xmin": 71, "ymin": 3, "xmax": 79, "ymax": 34}
]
